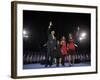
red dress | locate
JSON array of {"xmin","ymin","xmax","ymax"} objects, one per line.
[
  {"xmin": 60, "ymin": 40, "xmax": 67, "ymax": 55},
  {"xmin": 68, "ymin": 39, "xmax": 75, "ymax": 50}
]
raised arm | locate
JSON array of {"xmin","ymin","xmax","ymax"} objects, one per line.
[
  {"xmin": 48, "ymin": 21, "xmax": 52, "ymax": 35},
  {"xmin": 48, "ymin": 21, "xmax": 52, "ymax": 29}
]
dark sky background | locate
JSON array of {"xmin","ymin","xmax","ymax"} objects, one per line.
[{"xmin": 23, "ymin": 10, "xmax": 91, "ymax": 53}]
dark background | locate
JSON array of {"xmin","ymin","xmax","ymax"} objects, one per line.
[{"xmin": 23, "ymin": 10, "xmax": 91, "ymax": 54}]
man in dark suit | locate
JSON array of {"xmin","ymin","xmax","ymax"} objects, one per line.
[{"xmin": 45, "ymin": 21, "xmax": 57, "ymax": 67}]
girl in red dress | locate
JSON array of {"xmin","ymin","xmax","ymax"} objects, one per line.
[
  {"xmin": 60, "ymin": 36, "xmax": 67, "ymax": 66},
  {"xmin": 68, "ymin": 33, "xmax": 76, "ymax": 66}
]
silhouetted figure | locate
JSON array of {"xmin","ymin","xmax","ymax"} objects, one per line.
[
  {"xmin": 60, "ymin": 36, "xmax": 67, "ymax": 66},
  {"xmin": 68, "ymin": 33, "xmax": 76, "ymax": 66},
  {"xmin": 55, "ymin": 40, "xmax": 61, "ymax": 67},
  {"xmin": 44, "ymin": 21, "xmax": 57, "ymax": 67}
]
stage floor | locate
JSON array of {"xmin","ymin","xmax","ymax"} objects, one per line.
[{"xmin": 23, "ymin": 62, "xmax": 90, "ymax": 69}]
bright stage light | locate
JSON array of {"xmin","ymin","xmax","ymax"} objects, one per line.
[
  {"xmin": 23, "ymin": 30, "xmax": 27, "ymax": 35},
  {"xmin": 24, "ymin": 35, "xmax": 29, "ymax": 38},
  {"xmin": 79, "ymin": 37, "xmax": 83, "ymax": 41},
  {"xmin": 23, "ymin": 30, "xmax": 29, "ymax": 38},
  {"xmin": 81, "ymin": 32, "xmax": 86, "ymax": 38},
  {"xmin": 79, "ymin": 32, "xmax": 87, "ymax": 41}
]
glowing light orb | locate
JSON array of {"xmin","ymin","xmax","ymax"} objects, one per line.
[
  {"xmin": 23, "ymin": 30, "xmax": 29, "ymax": 38},
  {"xmin": 81, "ymin": 32, "xmax": 86, "ymax": 38}
]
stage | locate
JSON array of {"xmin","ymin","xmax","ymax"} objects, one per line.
[{"xmin": 23, "ymin": 62, "xmax": 90, "ymax": 69}]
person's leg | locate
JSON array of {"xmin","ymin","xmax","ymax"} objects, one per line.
[
  {"xmin": 61, "ymin": 55, "xmax": 63, "ymax": 65},
  {"xmin": 54, "ymin": 58, "xmax": 56, "ymax": 64},
  {"xmin": 45, "ymin": 49, "xmax": 50, "ymax": 67},
  {"xmin": 49, "ymin": 50, "xmax": 54, "ymax": 67},
  {"xmin": 72, "ymin": 51, "xmax": 75, "ymax": 65},
  {"xmin": 68, "ymin": 50, "xmax": 72, "ymax": 66},
  {"xmin": 63, "ymin": 55, "xmax": 66, "ymax": 66},
  {"xmin": 56, "ymin": 57, "xmax": 59, "ymax": 67},
  {"xmin": 72, "ymin": 54, "xmax": 75, "ymax": 65},
  {"xmin": 61, "ymin": 55, "xmax": 65, "ymax": 66},
  {"xmin": 45, "ymin": 54, "xmax": 49, "ymax": 67},
  {"xmin": 49, "ymin": 56, "xmax": 53, "ymax": 67},
  {"xmin": 68, "ymin": 55, "xmax": 71, "ymax": 66}
]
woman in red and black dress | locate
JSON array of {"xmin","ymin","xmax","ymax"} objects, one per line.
[
  {"xmin": 68, "ymin": 33, "xmax": 76, "ymax": 66},
  {"xmin": 60, "ymin": 36, "xmax": 67, "ymax": 66}
]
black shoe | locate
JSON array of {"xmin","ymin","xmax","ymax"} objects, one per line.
[
  {"xmin": 56, "ymin": 64, "xmax": 59, "ymax": 67},
  {"xmin": 49, "ymin": 65, "xmax": 52, "ymax": 67},
  {"xmin": 45, "ymin": 65, "xmax": 48, "ymax": 67},
  {"xmin": 69, "ymin": 63, "xmax": 72, "ymax": 67},
  {"xmin": 62, "ymin": 64, "xmax": 65, "ymax": 67}
]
